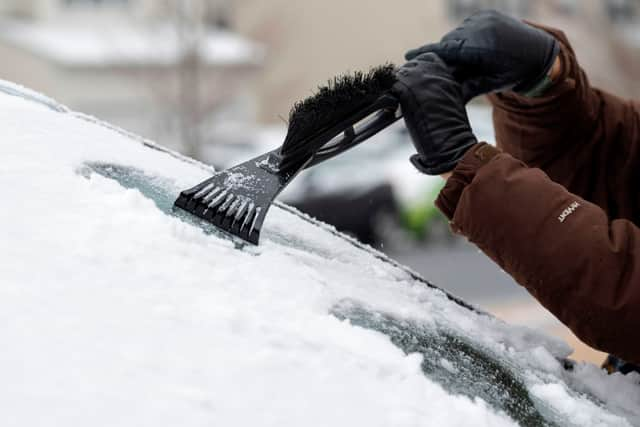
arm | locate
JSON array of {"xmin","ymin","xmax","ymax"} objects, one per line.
[
  {"xmin": 488, "ymin": 25, "xmax": 600, "ymax": 168},
  {"xmin": 438, "ymin": 53, "xmax": 557, "ymax": 181},
  {"xmin": 437, "ymin": 144, "xmax": 640, "ymax": 363},
  {"xmin": 490, "ymin": 26, "xmax": 640, "ymax": 220},
  {"xmin": 402, "ymin": 11, "xmax": 640, "ymax": 362},
  {"xmin": 408, "ymin": 11, "xmax": 640, "ymax": 215}
]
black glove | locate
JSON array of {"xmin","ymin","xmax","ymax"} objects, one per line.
[
  {"xmin": 405, "ymin": 10, "xmax": 559, "ymax": 100},
  {"xmin": 392, "ymin": 53, "xmax": 477, "ymax": 175}
]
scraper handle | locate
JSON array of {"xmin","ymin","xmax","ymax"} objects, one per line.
[
  {"xmin": 275, "ymin": 94, "xmax": 402, "ymax": 173},
  {"xmin": 307, "ymin": 97, "xmax": 403, "ymax": 168}
]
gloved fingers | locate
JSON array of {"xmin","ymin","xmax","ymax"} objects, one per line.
[
  {"xmin": 396, "ymin": 53, "xmax": 460, "ymax": 97},
  {"xmin": 411, "ymin": 52, "xmax": 447, "ymax": 65},
  {"xmin": 402, "ymin": 53, "xmax": 486, "ymax": 103},
  {"xmin": 440, "ymin": 28, "xmax": 467, "ymax": 43},
  {"xmin": 398, "ymin": 53, "xmax": 458, "ymax": 84},
  {"xmin": 464, "ymin": 9, "xmax": 502, "ymax": 22},
  {"xmin": 460, "ymin": 81, "xmax": 480, "ymax": 104},
  {"xmin": 404, "ymin": 40, "xmax": 463, "ymax": 62},
  {"xmin": 459, "ymin": 76, "xmax": 496, "ymax": 102},
  {"xmin": 409, "ymin": 154, "xmax": 431, "ymax": 175},
  {"xmin": 404, "ymin": 43, "xmax": 438, "ymax": 61},
  {"xmin": 459, "ymin": 74, "xmax": 513, "ymax": 102}
]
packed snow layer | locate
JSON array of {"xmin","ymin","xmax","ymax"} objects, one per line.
[{"xmin": 0, "ymin": 83, "xmax": 638, "ymax": 426}]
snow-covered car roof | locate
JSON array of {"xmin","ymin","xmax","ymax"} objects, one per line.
[{"xmin": 1, "ymin": 81, "xmax": 639, "ymax": 426}]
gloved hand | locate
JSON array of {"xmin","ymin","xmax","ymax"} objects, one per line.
[
  {"xmin": 392, "ymin": 53, "xmax": 477, "ymax": 175},
  {"xmin": 405, "ymin": 10, "xmax": 559, "ymax": 100}
]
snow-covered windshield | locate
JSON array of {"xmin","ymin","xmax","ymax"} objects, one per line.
[
  {"xmin": 2, "ymin": 81, "xmax": 639, "ymax": 426},
  {"xmin": 80, "ymin": 162, "xmax": 225, "ymax": 237},
  {"xmin": 80, "ymin": 160, "xmax": 638, "ymax": 427}
]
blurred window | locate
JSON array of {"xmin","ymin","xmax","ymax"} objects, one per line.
[
  {"xmin": 553, "ymin": 0, "xmax": 578, "ymax": 16},
  {"xmin": 448, "ymin": 0, "xmax": 531, "ymax": 20},
  {"xmin": 605, "ymin": 0, "xmax": 637, "ymax": 22},
  {"xmin": 204, "ymin": 3, "xmax": 233, "ymax": 30},
  {"xmin": 63, "ymin": 0, "xmax": 129, "ymax": 7}
]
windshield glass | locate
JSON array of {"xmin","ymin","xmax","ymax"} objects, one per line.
[{"xmin": 332, "ymin": 300, "xmax": 559, "ymax": 426}]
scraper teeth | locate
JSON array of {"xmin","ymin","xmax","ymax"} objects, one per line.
[
  {"xmin": 234, "ymin": 199, "xmax": 249, "ymax": 223},
  {"xmin": 225, "ymin": 198, "xmax": 242, "ymax": 218},
  {"xmin": 202, "ymin": 186, "xmax": 223, "ymax": 203},
  {"xmin": 194, "ymin": 183, "xmax": 215, "ymax": 199},
  {"xmin": 181, "ymin": 179, "xmax": 214, "ymax": 197},
  {"xmin": 240, "ymin": 202, "xmax": 256, "ymax": 232},
  {"xmin": 249, "ymin": 207, "xmax": 262, "ymax": 236},
  {"xmin": 207, "ymin": 189, "xmax": 228, "ymax": 209},
  {"xmin": 174, "ymin": 148, "xmax": 302, "ymax": 245},
  {"xmin": 219, "ymin": 194, "xmax": 235, "ymax": 213}
]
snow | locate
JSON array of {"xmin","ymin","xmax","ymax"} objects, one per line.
[
  {"xmin": 0, "ymin": 19, "xmax": 264, "ymax": 67},
  {"xmin": 440, "ymin": 358, "xmax": 459, "ymax": 374},
  {"xmin": 568, "ymin": 363, "xmax": 640, "ymax": 423},
  {"xmin": 0, "ymin": 81, "xmax": 638, "ymax": 426},
  {"xmin": 529, "ymin": 383, "xmax": 629, "ymax": 426}
]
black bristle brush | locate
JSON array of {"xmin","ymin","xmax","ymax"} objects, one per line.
[
  {"xmin": 282, "ymin": 63, "xmax": 397, "ymax": 154},
  {"xmin": 174, "ymin": 64, "xmax": 402, "ymax": 245}
]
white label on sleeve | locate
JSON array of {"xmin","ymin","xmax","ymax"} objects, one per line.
[{"xmin": 558, "ymin": 201, "xmax": 581, "ymax": 223}]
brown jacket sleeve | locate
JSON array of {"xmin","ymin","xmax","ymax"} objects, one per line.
[
  {"xmin": 490, "ymin": 25, "xmax": 640, "ymax": 220},
  {"xmin": 435, "ymin": 26, "xmax": 640, "ymax": 363}
]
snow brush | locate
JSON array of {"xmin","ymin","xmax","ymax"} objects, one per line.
[{"xmin": 173, "ymin": 64, "xmax": 402, "ymax": 245}]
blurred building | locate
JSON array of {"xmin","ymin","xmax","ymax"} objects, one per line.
[
  {"xmin": 532, "ymin": 0, "xmax": 640, "ymax": 102},
  {"xmin": 1, "ymin": 0, "xmax": 639, "ymax": 147},
  {"xmin": 232, "ymin": 0, "xmax": 451, "ymax": 124},
  {"xmin": 0, "ymin": 0, "xmax": 264, "ymax": 158},
  {"xmin": 232, "ymin": 0, "xmax": 640, "ymax": 124}
]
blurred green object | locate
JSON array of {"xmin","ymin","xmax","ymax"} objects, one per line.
[{"xmin": 400, "ymin": 179, "xmax": 446, "ymax": 240}]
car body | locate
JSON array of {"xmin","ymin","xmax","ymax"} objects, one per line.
[{"xmin": 1, "ymin": 82, "xmax": 639, "ymax": 426}]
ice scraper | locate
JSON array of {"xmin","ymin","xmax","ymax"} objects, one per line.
[{"xmin": 174, "ymin": 64, "xmax": 402, "ymax": 244}]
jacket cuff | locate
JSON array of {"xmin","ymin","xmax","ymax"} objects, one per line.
[{"xmin": 436, "ymin": 143, "xmax": 501, "ymax": 221}]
